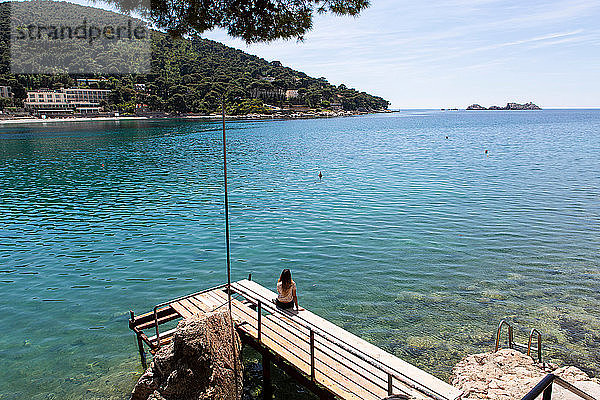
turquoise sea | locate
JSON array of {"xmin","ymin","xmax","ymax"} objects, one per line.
[{"xmin": 1, "ymin": 110, "xmax": 599, "ymax": 399}]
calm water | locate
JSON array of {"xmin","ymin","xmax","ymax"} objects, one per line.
[{"xmin": 1, "ymin": 110, "xmax": 599, "ymax": 399}]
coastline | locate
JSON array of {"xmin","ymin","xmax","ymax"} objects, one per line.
[
  {"xmin": 0, "ymin": 116, "xmax": 150, "ymax": 125},
  {"xmin": 0, "ymin": 109, "xmax": 395, "ymax": 126}
]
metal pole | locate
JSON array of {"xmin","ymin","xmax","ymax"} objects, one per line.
[
  {"xmin": 222, "ymin": 94, "xmax": 238, "ymax": 399},
  {"xmin": 222, "ymin": 95, "xmax": 232, "ymax": 316},
  {"xmin": 522, "ymin": 374, "xmax": 555, "ymax": 400},
  {"xmin": 542, "ymin": 385, "xmax": 552, "ymax": 400},
  {"xmin": 310, "ymin": 329, "xmax": 315, "ymax": 381}
]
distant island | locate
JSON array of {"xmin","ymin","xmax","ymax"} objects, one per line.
[{"xmin": 467, "ymin": 102, "xmax": 541, "ymax": 110}]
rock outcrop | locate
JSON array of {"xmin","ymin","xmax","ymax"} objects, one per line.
[
  {"xmin": 466, "ymin": 102, "xmax": 541, "ymax": 110},
  {"xmin": 466, "ymin": 104, "xmax": 487, "ymax": 110},
  {"xmin": 451, "ymin": 349, "xmax": 600, "ymax": 400},
  {"xmin": 131, "ymin": 311, "xmax": 243, "ymax": 400},
  {"xmin": 505, "ymin": 102, "xmax": 541, "ymax": 110}
]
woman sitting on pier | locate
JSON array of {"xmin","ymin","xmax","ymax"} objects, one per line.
[{"xmin": 276, "ymin": 269, "xmax": 299, "ymax": 310}]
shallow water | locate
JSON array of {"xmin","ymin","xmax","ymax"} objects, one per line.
[{"xmin": 0, "ymin": 110, "xmax": 599, "ymax": 399}]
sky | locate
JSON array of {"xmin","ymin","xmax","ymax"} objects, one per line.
[{"xmin": 77, "ymin": 0, "xmax": 600, "ymax": 108}]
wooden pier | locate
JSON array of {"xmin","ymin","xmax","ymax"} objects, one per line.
[{"xmin": 129, "ymin": 279, "xmax": 462, "ymax": 400}]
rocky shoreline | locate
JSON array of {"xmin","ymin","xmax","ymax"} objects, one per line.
[
  {"xmin": 131, "ymin": 311, "xmax": 243, "ymax": 400},
  {"xmin": 451, "ymin": 349, "xmax": 600, "ymax": 399}
]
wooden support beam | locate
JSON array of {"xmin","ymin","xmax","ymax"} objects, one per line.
[
  {"xmin": 137, "ymin": 332, "xmax": 148, "ymax": 370},
  {"xmin": 130, "ymin": 310, "xmax": 147, "ymax": 369},
  {"xmin": 263, "ymin": 350, "xmax": 272, "ymax": 400},
  {"xmin": 258, "ymin": 300, "xmax": 262, "ymax": 343}
]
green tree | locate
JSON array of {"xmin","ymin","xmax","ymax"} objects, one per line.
[
  {"xmin": 112, "ymin": 0, "xmax": 370, "ymax": 42},
  {"xmin": 0, "ymin": 97, "xmax": 12, "ymax": 109},
  {"xmin": 167, "ymin": 93, "xmax": 188, "ymax": 113}
]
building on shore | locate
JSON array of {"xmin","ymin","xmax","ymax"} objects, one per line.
[
  {"xmin": 24, "ymin": 90, "xmax": 71, "ymax": 114},
  {"xmin": 285, "ymin": 89, "xmax": 299, "ymax": 100},
  {"xmin": 65, "ymin": 88, "xmax": 111, "ymax": 113},
  {"xmin": 25, "ymin": 88, "xmax": 111, "ymax": 115},
  {"xmin": 258, "ymin": 76, "xmax": 276, "ymax": 83},
  {"xmin": 0, "ymin": 86, "xmax": 13, "ymax": 98},
  {"xmin": 330, "ymin": 101, "xmax": 343, "ymax": 111},
  {"xmin": 76, "ymin": 78, "xmax": 107, "ymax": 87},
  {"xmin": 249, "ymin": 87, "xmax": 286, "ymax": 102}
]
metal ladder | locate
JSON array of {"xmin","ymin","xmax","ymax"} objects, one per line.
[
  {"xmin": 494, "ymin": 319, "xmax": 543, "ymax": 364},
  {"xmin": 495, "ymin": 320, "xmax": 597, "ymax": 400}
]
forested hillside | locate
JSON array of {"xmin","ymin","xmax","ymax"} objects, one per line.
[{"xmin": 0, "ymin": 1, "xmax": 389, "ymax": 114}]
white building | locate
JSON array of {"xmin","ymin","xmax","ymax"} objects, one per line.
[
  {"xmin": 0, "ymin": 86, "xmax": 13, "ymax": 98},
  {"xmin": 285, "ymin": 89, "xmax": 299, "ymax": 99},
  {"xmin": 65, "ymin": 88, "xmax": 111, "ymax": 113},
  {"xmin": 24, "ymin": 90, "xmax": 71, "ymax": 114},
  {"xmin": 25, "ymin": 88, "xmax": 111, "ymax": 114},
  {"xmin": 76, "ymin": 78, "xmax": 107, "ymax": 87},
  {"xmin": 330, "ymin": 102, "xmax": 343, "ymax": 111}
]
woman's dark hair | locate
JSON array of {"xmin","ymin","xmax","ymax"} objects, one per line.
[{"xmin": 279, "ymin": 268, "xmax": 292, "ymax": 290}]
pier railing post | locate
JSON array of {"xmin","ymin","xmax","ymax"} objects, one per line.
[
  {"xmin": 310, "ymin": 329, "xmax": 315, "ymax": 381},
  {"xmin": 388, "ymin": 374, "xmax": 393, "ymax": 395},
  {"xmin": 257, "ymin": 300, "xmax": 262, "ymax": 342},
  {"xmin": 543, "ymin": 384, "xmax": 552, "ymax": 400},
  {"xmin": 153, "ymin": 307, "xmax": 160, "ymax": 349},
  {"xmin": 130, "ymin": 310, "xmax": 147, "ymax": 369}
]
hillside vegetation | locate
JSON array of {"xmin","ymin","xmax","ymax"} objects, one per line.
[{"xmin": 0, "ymin": 1, "xmax": 389, "ymax": 114}]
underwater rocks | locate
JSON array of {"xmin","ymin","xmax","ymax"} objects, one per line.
[
  {"xmin": 451, "ymin": 349, "xmax": 600, "ymax": 399},
  {"xmin": 131, "ymin": 311, "xmax": 243, "ymax": 400}
]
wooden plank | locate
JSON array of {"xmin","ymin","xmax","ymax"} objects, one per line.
[
  {"xmin": 260, "ymin": 312, "xmax": 424, "ymax": 399},
  {"xmin": 179, "ymin": 298, "xmax": 204, "ymax": 315},
  {"xmin": 266, "ymin": 315, "xmax": 395, "ymax": 400},
  {"xmin": 206, "ymin": 289, "xmax": 370, "ymax": 400},
  {"xmin": 194, "ymin": 290, "xmax": 230, "ymax": 312},
  {"xmin": 302, "ymin": 312, "xmax": 461, "ymax": 400},
  {"xmin": 267, "ymin": 314, "xmax": 424, "ymax": 399},
  {"xmin": 233, "ymin": 279, "xmax": 462, "ymax": 400},
  {"xmin": 134, "ymin": 305, "xmax": 173, "ymax": 322},
  {"xmin": 170, "ymin": 301, "xmax": 194, "ymax": 318},
  {"xmin": 148, "ymin": 327, "xmax": 179, "ymax": 343},
  {"xmin": 135, "ymin": 312, "xmax": 180, "ymax": 331},
  {"xmin": 188, "ymin": 293, "xmax": 218, "ymax": 313}
]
